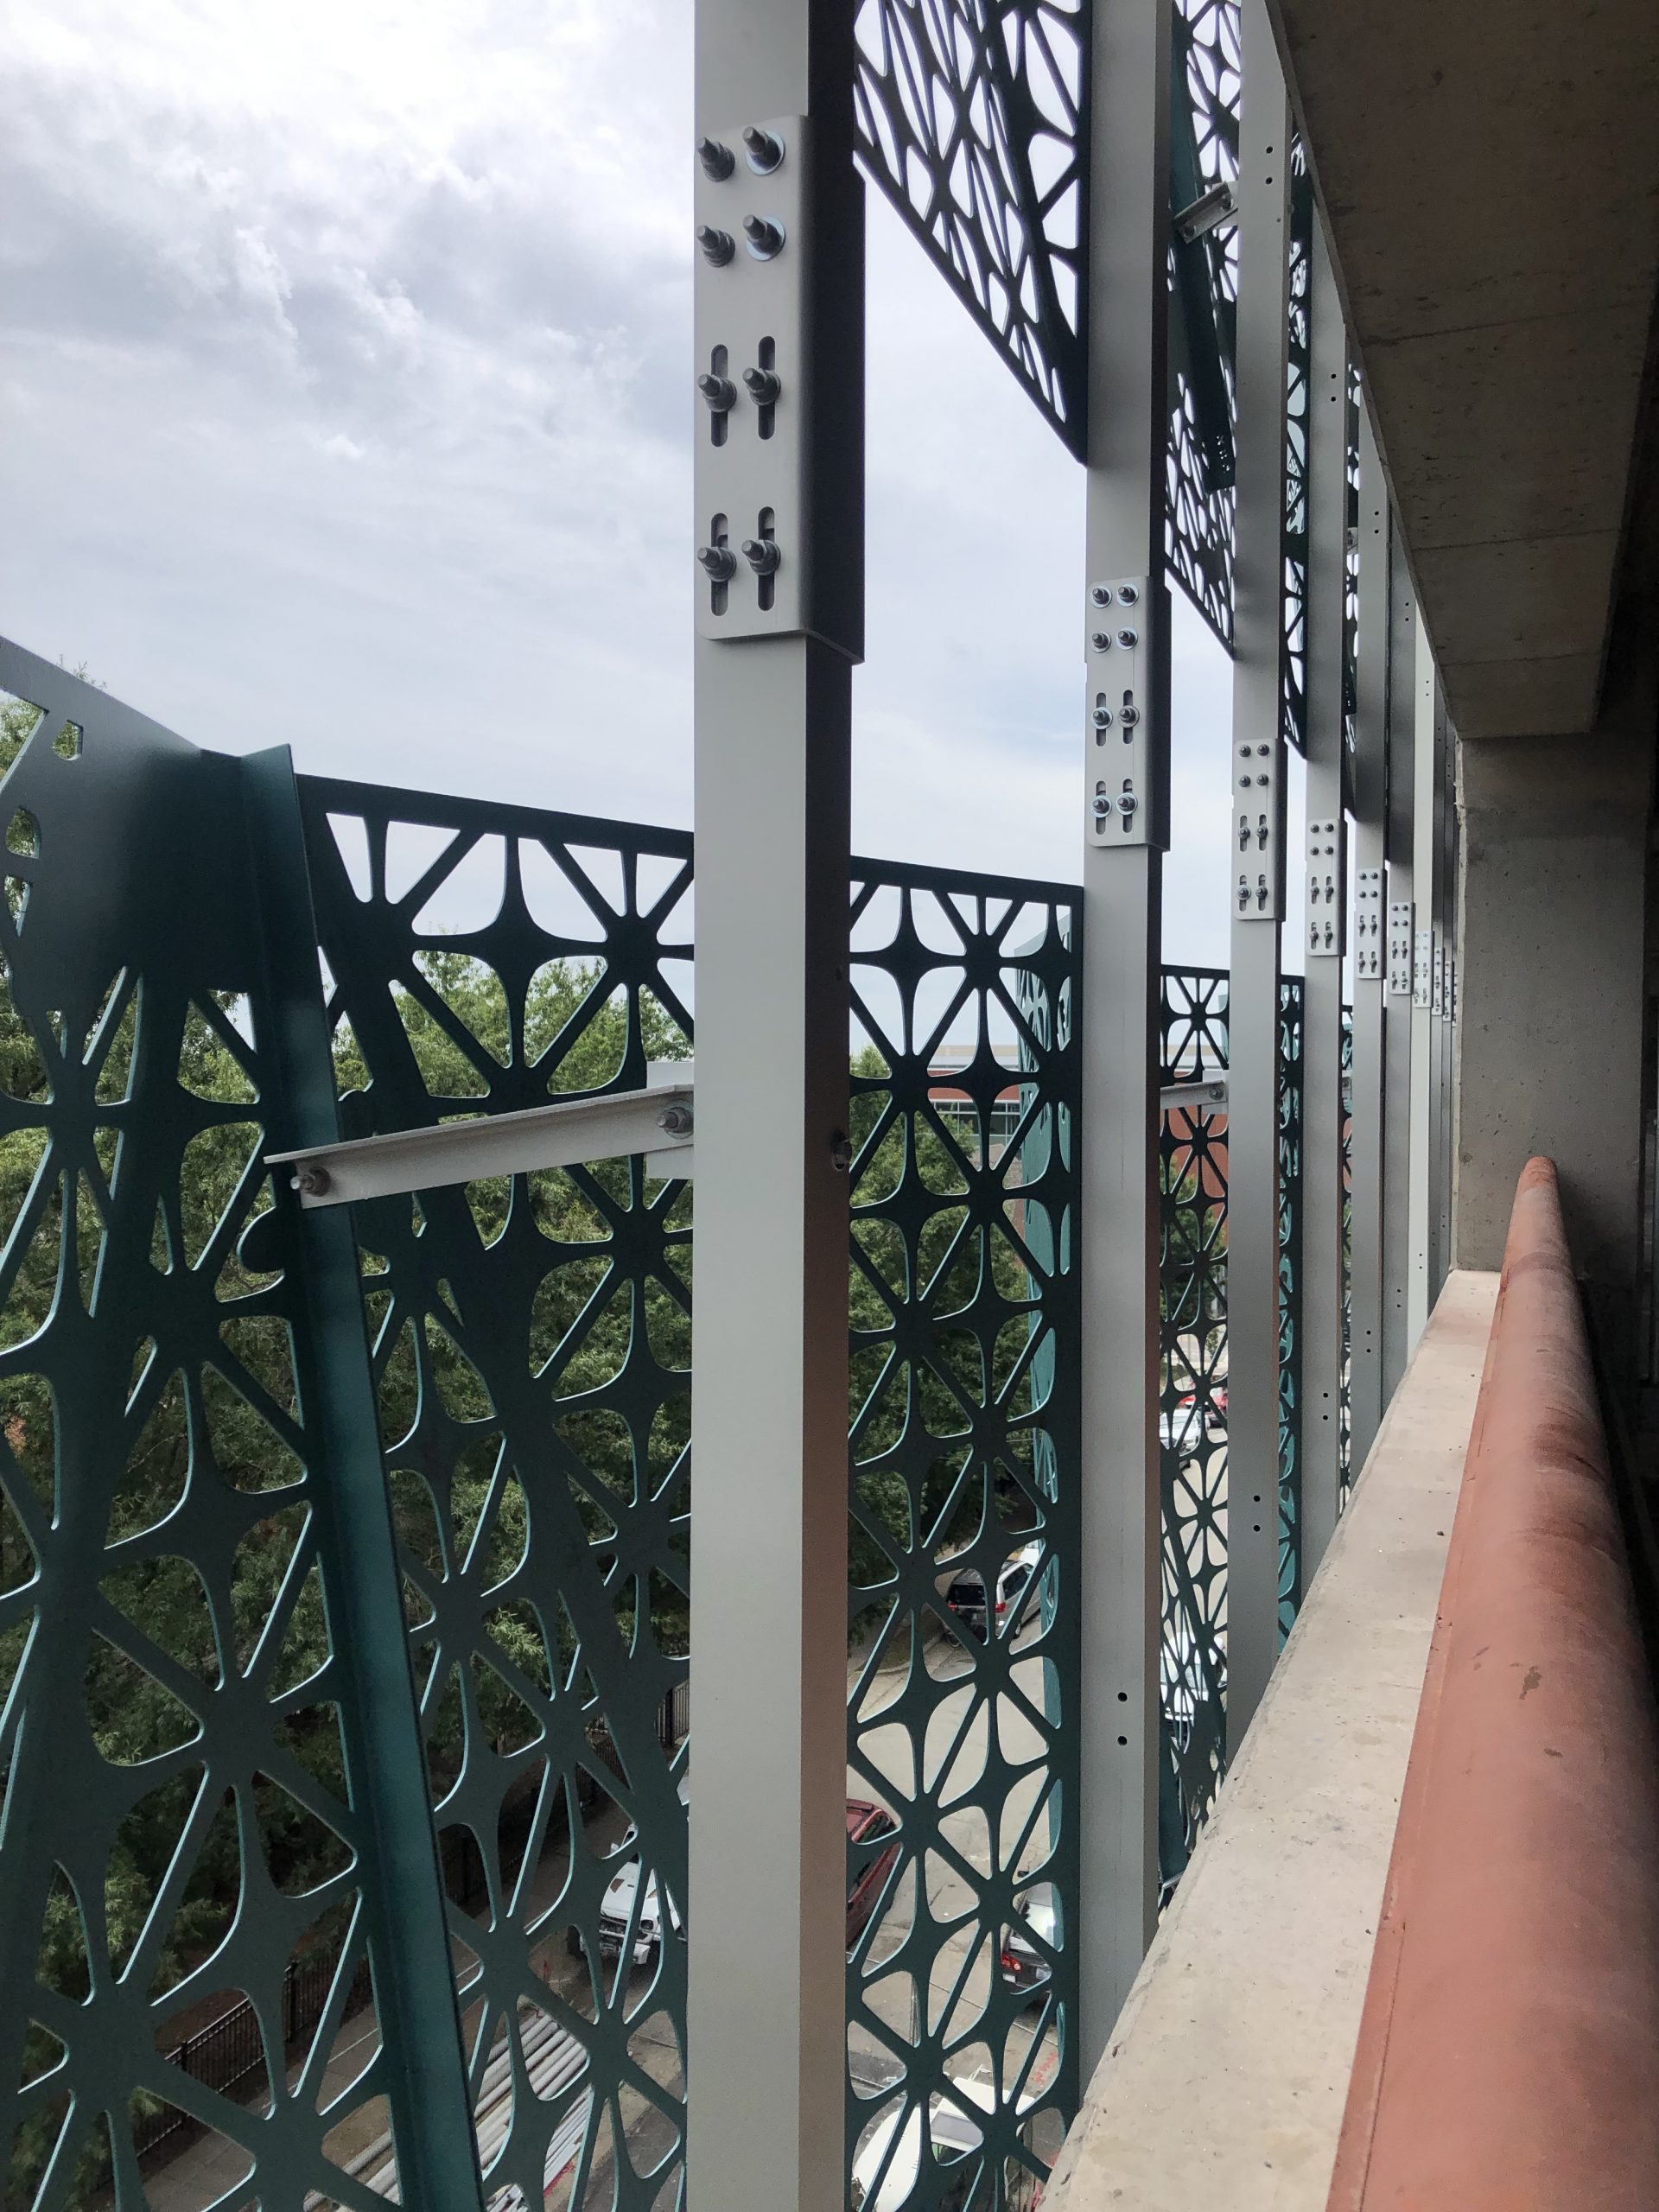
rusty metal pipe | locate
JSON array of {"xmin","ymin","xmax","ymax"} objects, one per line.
[{"xmin": 1327, "ymin": 1156, "xmax": 1659, "ymax": 2211}]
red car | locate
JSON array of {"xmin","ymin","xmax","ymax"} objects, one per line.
[{"xmin": 846, "ymin": 1799, "xmax": 901, "ymax": 1948}]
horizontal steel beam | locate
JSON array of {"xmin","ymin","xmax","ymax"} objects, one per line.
[
  {"xmin": 268, "ymin": 1063, "xmax": 695, "ymax": 1206},
  {"xmin": 1160, "ymin": 1077, "xmax": 1228, "ymax": 1116}
]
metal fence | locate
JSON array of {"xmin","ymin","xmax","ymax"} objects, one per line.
[
  {"xmin": 0, "ymin": 658, "xmax": 1306, "ymax": 2211},
  {"xmin": 1157, "ymin": 966, "xmax": 1231, "ymax": 1893},
  {"xmin": 844, "ymin": 859, "xmax": 1081, "ymax": 2207}
]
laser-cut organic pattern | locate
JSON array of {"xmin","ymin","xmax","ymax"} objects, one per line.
[
  {"xmin": 1166, "ymin": 0, "xmax": 1241, "ymax": 647},
  {"xmin": 0, "ymin": 662, "xmax": 434, "ymax": 2212},
  {"xmin": 1281, "ymin": 137, "xmax": 1313, "ymax": 755},
  {"xmin": 1339, "ymin": 1005, "xmax": 1353, "ymax": 1495},
  {"xmin": 1156, "ymin": 966, "xmax": 1229, "ymax": 1893},
  {"xmin": 854, "ymin": 0, "xmax": 1090, "ymax": 454},
  {"xmin": 297, "ymin": 779, "xmax": 696, "ymax": 2212},
  {"xmin": 845, "ymin": 861, "xmax": 1079, "ymax": 2211},
  {"xmin": 1276, "ymin": 976, "xmax": 1302, "ymax": 1640},
  {"xmin": 1344, "ymin": 371, "xmax": 1362, "ymax": 766}
]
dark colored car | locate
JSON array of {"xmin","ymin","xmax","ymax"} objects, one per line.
[{"xmin": 846, "ymin": 1799, "xmax": 901, "ymax": 1949}]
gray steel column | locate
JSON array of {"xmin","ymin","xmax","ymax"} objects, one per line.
[
  {"xmin": 1347, "ymin": 410, "xmax": 1389, "ymax": 1470},
  {"xmin": 1077, "ymin": 0, "xmax": 1171, "ymax": 2067},
  {"xmin": 1437, "ymin": 691, "xmax": 1457, "ymax": 1292},
  {"xmin": 687, "ymin": 5, "xmax": 861, "ymax": 2206},
  {"xmin": 1298, "ymin": 226, "xmax": 1349, "ymax": 1577},
  {"xmin": 1382, "ymin": 522, "xmax": 1418, "ymax": 1401},
  {"xmin": 1223, "ymin": 0, "xmax": 1291, "ymax": 1751},
  {"xmin": 1406, "ymin": 619, "xmax": 1436, "ymax": 1349},
  {"xmin": 1427, "ymin": 681, "xmax": 1450, "ymax": 1303}
]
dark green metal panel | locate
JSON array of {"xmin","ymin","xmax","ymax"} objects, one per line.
[
  {"xmin": 0, "ymin": 649, "xmax": 480, "ymax": 2211},
  {"xmin": 1155, "ymin": 965, "xmax": 1229, "ymax": 1897},
  {"xmin": 845, "ymin": 860, "xmax": 1080, "ymax": 2211},
  {"xmin": 295, "ymin": 777, "xmax": 696, "ymax": 2211},
  {"xmin": 1276, "ymin": 975, "xmax": 1304, "ymax": 1641}
]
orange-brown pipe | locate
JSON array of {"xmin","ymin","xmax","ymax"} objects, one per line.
[{"xmin": 1327, "ymin": 1156, "xmax": 1659, "ymax": 2211}]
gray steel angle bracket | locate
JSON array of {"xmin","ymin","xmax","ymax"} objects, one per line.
[
  {"xmin": 1160, "ymin": 1077, "xmax": 1227, "ymax": 1116},
  {"xmin": 269, "ymin": 1062, "xmax": 696, "ymax": 1206}
]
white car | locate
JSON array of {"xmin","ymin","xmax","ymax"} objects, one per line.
[
  {"xmin": 596, "ymin": 1771, "xmax": 690, "ymax": 1968},
  {"xmin": 849, "ymin": 2091, "xmax": 985, "ymax": 2212},
  {"xmin": 849, "ymin": 2076, "xmax": 1050, "ymax": 2211},
  {"xmin": 942, "ymin": 1541, "xmax": 1046, "ymax": 1643}
]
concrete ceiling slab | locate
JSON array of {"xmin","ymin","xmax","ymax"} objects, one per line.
[
  {"xmin": 1440, "ymin": 655, "xmax": 1603, "ymax": 742},
  {"xmin": 1415, "ymin": 533, "xmax": 1622, "ymax": 666},
  {"xmin": 1272, "ymin": 0, "xmax": 1659, "ymax": 738}
]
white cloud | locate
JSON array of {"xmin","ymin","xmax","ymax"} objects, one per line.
[{"xmin": 0, "ymin": 0, "xmax": 1243, "ymax": 971}]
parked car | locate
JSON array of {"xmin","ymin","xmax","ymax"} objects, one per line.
[
  {"xmin": 849, "ymin": 2075, "xmax": 1051, "ymax": 2211},
  {"xmin": 997, "ymin": 1885, "xmax": 1058, "ymax": 1999},
  {"xmin": 593, "ymin": 1771, "xmax": 691, "ymax": 1967},
  {"xmin": 1160, "ymin": 1389, "xmax": 1228, "ymax": 1453},
  {"xmin": 943, "ymin": 1542, "xmax": 1044, "ymax": 1643},
  {"xmin": 845, "ymin": 1799, "xmax": 902, "ymax": 1950},
  {"xmin": 586, "ymin": 1786, "xmax": 900, "ymax": 1970}
]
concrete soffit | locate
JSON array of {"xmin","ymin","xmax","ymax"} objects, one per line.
[{"xmin": 1267, "ymin": 0, "xmax": 1659, "ymax": 743}]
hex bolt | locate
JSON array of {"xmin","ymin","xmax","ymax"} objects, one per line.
[
  {"xmin": 1118, "ymin": 704, "xmax": 1139, "ymax": 727},
  {"xmin": 697, "ymin": 544, "xmax": 737, "ymax": 582},
  {"xmin": 742, "ymin": 365, "xmax": 782, "ymax": 404},
  {"xmin": 1090, "ymin": 584, "xmax": 1113, "ymax": 607},
  {"xmin": 697, "ymin": 137, "xmax": 735, "ymax": 181},
  {"xmin": 1091, "ymin": 794, "xmax": 1112, "ymax": 819},
  {"xmin": 743, "ymin": 214, "xmax": 785, "ymax": 259},
  {"xmin": 1091, "ymin": 632, "xmax": 1113, "ymax": 652},
  {"xmin": 1116, "ymin": 791, "xmax": 1139, "ymax": 820},
  {"xmin": 1116, "ymin": 627, "xmax": 1138, "ymax": 649},
  {"xmin": 658, "ymin": 1102, "xmax": 695, "ymax": 1137},
  {"xmin": 292, "ymin": 1164, "xmax": 332, "ymax": 1198},
  {"xmin": 742, "ymin": 125, "xmax": 785, "ymax": 173},
  {"xmin": 697, "ymin": 372, "xmax": 737, "ymax": 412},
  {"xmin": 741, "ymin": 537, "xmax": 781, "ymax": 575},
  {"xmin": 1117, "ymin": 582, "xmax": 1139, "ymax": 605},
  {"xmin": 697, "ymin": 225, "xmax": 735, "ymax": 265},
  {"xmin": 1091, "ymin": 705, "xmax": 1114, "ymax": 729}
]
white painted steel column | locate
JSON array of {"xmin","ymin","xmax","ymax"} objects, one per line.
[
  {"xmin": 1407, "ymin": 619, "xmax": 1436, "ymax": 1350},
  {"xmin": 1077, "ymin": 0, "xmax": 1171, "ymax": 2068},
  {"xmin": 687, "ymin": 4, "xmax": 861, "ymax": 2205},
  {"xmin": 1223, "ymin": 0, "xmax": 1291, "ymax": 1752},
  {"xmin": 1435, "ymin": 691, "xmax": 1457, "ymax": 1294},
  {"xmin": 1382, "ymin": 524, "xmax": 1418, "ymax": 1402},
  {"xmin": 1347, "ymin": 410, "xmax": 1389, "ymax": 1471},
  {"xmin": 1298, "ymin": 226, "xmax": 1349, "ymax": 1577}
]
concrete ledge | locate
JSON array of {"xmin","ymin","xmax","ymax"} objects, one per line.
[{"xmin": 1046, "ymin": 1269, "xmax": 1499, "ymax": 2212}]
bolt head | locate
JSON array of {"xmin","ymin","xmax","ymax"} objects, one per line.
[
  {"xmin": 1091, "ymin": 707, "xmax": 1113, "ymax": 728},
  {"xmin": 696, "ymin": 225, "xmax": 735, "ymax": 266},
  {"xmin": 742, "ymin": 213, "xmax": 785, "ymax": 259},
  {"xmin": 742, "ymin": 125, "xmax": 785, "ymax": 173},
  {"xmin": 697, "ymin": 137, "xmax": 735, "ymax": 181},
  {"xmin": 1117, "ymin": 583, "xmax": 1138, "ymax": 605},
  {"xmin": 1118, "ymin": 706, "xmax": 1139, "ymax": 727},
  {"xmin": 1116, "ymin": 627, "xmax": 1138, "ymax": 649},
  {"xmin": 1091, "ymin": 632, "xmax": 1112, "ymax": 652},
  {"xmin": 1090, "ymin": 584, "xmax": 1112, "ymax": 607}
]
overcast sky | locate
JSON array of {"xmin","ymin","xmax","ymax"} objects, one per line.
[{"xmin": 0, "ymin": 0, "xmax": 1292, "ymax": 971}]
